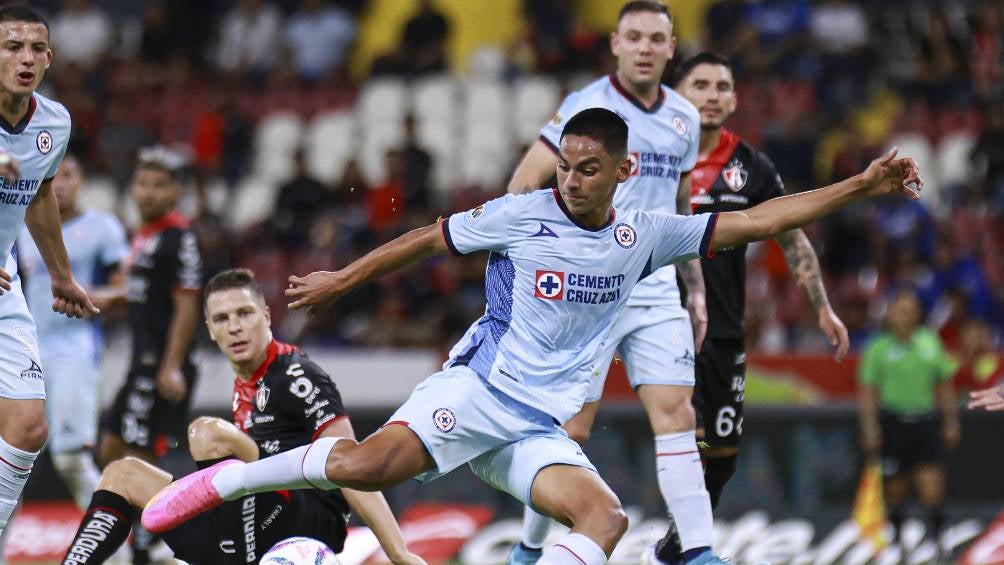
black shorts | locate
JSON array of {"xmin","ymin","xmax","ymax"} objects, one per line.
[
  {"xmin": 693, "ymin": 338, "xmax": 745, "ymax": 448},
  {"xmin": 103, "ymin": 365, "xmax": 198, "ymax": 456},
  {"xmin": 879, "ymin": 411, "xmax": 944, "ymax": 477},
  {"xmin": 162, "ymin": 489, "xmax": 347, "ymax": 564}
]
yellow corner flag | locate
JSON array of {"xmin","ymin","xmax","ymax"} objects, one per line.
[{"xmin": 852, "ymin": 461, "xmax": 888, "ymax": 548}]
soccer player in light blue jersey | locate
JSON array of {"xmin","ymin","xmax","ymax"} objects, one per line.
[
  {"xmin": 507, "ymin": 3, "xmax": 713, "ymax": 562},
  {"xmin": 143, "ymin": 108, "xmax": 923, "ymax": 565},
  {"xmin": 0, "ymin": 5, "xmax": 99, "ymax": 536},
  {"xmin": 16, "ymin": 154, "xmax": 128, "ymax": 509}
]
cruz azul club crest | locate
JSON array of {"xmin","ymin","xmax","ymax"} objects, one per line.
[{"xmin": 721, "ymin": 159, "xmax": 748, "ymax": 192}]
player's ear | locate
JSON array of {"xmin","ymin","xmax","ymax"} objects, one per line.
[
  {"xmin": 616, "ymin": 156, "xmax": 632, "ymax": 183},
  {"xmin": 264, "ymin": 305, "xmax": 272, "ymax": 326},
  {"xmin": 609, "ymin": 32, "xmax": 620, "ymax": 56},
  {"xmin": 45, "ymin": 49, "xmax": 52, "ymax": 69}
]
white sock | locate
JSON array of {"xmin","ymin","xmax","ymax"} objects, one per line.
[
  {"xmin": 0, "ymin": 435, "xmax": 38, "ymax": 534},
  {"xmin": 656, "ymin": 431, "xmax": 713, "ymax": 551},
  {"xmin": 539, "ymin": 533, "xmax": 606, "ymax": 565},
  {"xmin": 52, "ymin": 452, "xmax": 101, "ymax": 510},
  {"xmin": 211, "ymin": 436, "xmax": 343, "ymax": 500},
  {"xmin": 522, "ymin": 505, "xmax": 552, "ymax": 549}
]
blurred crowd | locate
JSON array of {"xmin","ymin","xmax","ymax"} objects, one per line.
[{"xmin": 28, "ymin": 0, "xmax": 1004, "ymax": 362}]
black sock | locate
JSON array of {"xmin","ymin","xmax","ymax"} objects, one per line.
[
  {"xmin": 129, "ymin": 522, "xmax": 156, "ymax": 565},
  {"xmin": 704, "ymin": 453, "xmax": 738, "ymax": 510},
  {"xmin": 655, "ymin": 516, "xmax": 683, "ymax": 563},
  {"xmin": 926, "ymin": 506, "xmax": 945, "ymax": 546},
  {"xmin": 888, "ymin": 508, "xmax": 904, "ymax": 545},
  {"xmin": 62, "ymin": 490, "xmax": 136, "ymax": 564}
]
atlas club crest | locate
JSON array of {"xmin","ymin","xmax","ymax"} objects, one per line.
[{"xmin": 722, "ymin": 159, "xmax": 749, "ymax": 192}]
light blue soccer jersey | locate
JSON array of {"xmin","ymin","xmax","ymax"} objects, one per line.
[
  {"xmin": 540, "ymin": 75, "xmax": 700, "ymax": 312},
  {"xmin": 17, "ymin": 210, "xmax": 128, "ymax": 357},
  {"xmin": 0, "ymin": 94, "xmax": 71, "ymax": 281},
  {"xmin": 443, "ymin": 190, "xmax": 717, "ymax": 422}
]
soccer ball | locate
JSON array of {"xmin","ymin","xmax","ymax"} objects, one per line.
[{"xmin": 259, "ymin": 536, "xmax": 342, "ymax": 565}]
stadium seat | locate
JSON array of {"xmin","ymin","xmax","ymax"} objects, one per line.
[
  {"xmin": 461, "ymin": 122, "xmax": 515, "ymax": 186},
  {"xmin": 356, "ymin": 78, "xmax": 409, "ymax": 126},
  {"xmin": 413, "ymin": 74, "xmax": 458, "ymax": 123},
  {"xmin": 305, "ymin": 110, "xmax": 356, "ymax": 184},
  {"xmin": 935, "ymin": 131, "xmax": 976, "ymax": 190},
  {"xmin": 254, "ymin": 111, "xmax": 305, "ymax": 184},
  {"xmin": 79, "ymin": 176, "xmax": 119, "ymax": 215},
  {"xmin": 463, "ymin": 80, "xmax": 511, "ymax": 127},
  {"xmin": 513, "ymin": 76, "xmax": 561, "ymax": 143},
  {"xmin": 230, "ymin": 178, "xmax": 280, "ymax": 231}
]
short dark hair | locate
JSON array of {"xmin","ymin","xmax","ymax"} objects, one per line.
[
  {"xmin": 619, "ymin": 1, "xmax": 672, "ymax": 24},
  {"xmin": 205, "ymin": 268, "xmax": 265, "ymax": 309},
  {"xmin": 560, "ymin": 108, "xmax": 629, "ymax": 158},
  {"xmin": 0, "ymin": 5, "xmax": 49, "ymax": 31},
  {"xmin": 671, "ymin": 51, "xmax": 732, "ymax": 87}
]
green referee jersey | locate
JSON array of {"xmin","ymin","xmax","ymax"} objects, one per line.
[{"xmin": 858, "ymin": 328, "xmax": 956, "ymax": 415}]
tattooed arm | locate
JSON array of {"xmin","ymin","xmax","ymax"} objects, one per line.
[
  {"xmin": 676, "ymin": 173, "xmax": 708, "ymax": 353},
  {"xmin": 774, "ymin": 228, "xmax": 849, "ymax": 360}
]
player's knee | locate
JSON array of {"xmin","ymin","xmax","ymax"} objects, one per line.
[
  {"xmin": 187, "ymin": 417, "xmax": 234, "ymax": 461},
  {"xmin": 11, "ymin": 412, "xmax": 48, "ymax": 452},
  {"xmin": 649, "ymin": 400, "xmax": 695, "ymax": 435},
  {"xmin": 563, "ymin": 489, "xmax": 627, "ymax": 541},
  {"xmin": 98, "ymin": 457, "xmax": 145, "ymax": 493}
]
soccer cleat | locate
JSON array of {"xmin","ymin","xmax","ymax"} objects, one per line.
[
  {"xmin": 684, "ymin": 550, "xmax": 731, "ymax": 565},
  {"xmin": 141, "ymin": 459, "xmax": 241, "ymax": 533},
  {"xmin": 507, "ymin": 542, "xmax": 544, "ymax": 565}
]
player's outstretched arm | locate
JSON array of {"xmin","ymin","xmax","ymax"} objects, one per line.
[
  {"xmin": 25, "ymin": 179, "xmax": 99, "ymax": 318},
  {"xmin": 287, "ymin": 223, "xmax": 449, "ymax": 314},
  {"xmin": 969, "ymin": 383, "xmax": 1004, "ymax": 411},
  {"xmin": 774, "ymin": 228, "xmax": 849, "ymax": 361},
  {"xmin": 507, "ymin": 139, "xmax": 559, "ymax": 195},
  {"xmin": 709, "ymin": 148, "xmax": 922, "ymax": 253}
]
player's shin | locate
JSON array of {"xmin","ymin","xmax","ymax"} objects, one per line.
[
  {"xmin": 656, "ymin": 432, "xmax": 713, "ymax": 553},
  {"xmin": 537, "ymin": 533, "xmax": 607, "ymax": 565},
  {"xmin": 211, "ymin": 436, "xmax": 345, "ymax": 498},
  {"xmin": 62, "ymin": 490, "xmax": 137, "ymax": 564},
  {"xmin": 0, "ymin": 435, "xmax": 39, "ymax": 534}
]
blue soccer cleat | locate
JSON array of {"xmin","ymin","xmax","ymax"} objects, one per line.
[{"xmin": 507, "ymin": 542, "xmax": 544, "ymax": 565}]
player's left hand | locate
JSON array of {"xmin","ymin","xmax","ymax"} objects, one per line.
[
  {"xmin": 388, "ymin": 551, "xmax": 427, "ymax": 565},
  {"xmin": 818, "ymin": 305, "xmax": 849, "ymax": 362},
  {"xmin": 156, "ymin": 366, "xmax": 188, "ymax": 403},
  {"xmin": 51, "ymin": 276, "xmax": 100, "ymax": 318},
  {"xmin": 286, "ymin": 270, "xmax": 346, "ymax": 315},
  {"xmin": 0, "ymin": 149, "xmax": 21, "ymax": 179},
  {"xmin": 686, "ymin": 291, "xmax": 708, "ymax": 354},
  {"xmin": 859, "ymin": 147, "xmax": 924, "ymax": 200},
  {"xmin": 968, "ymin": 383, "xmax": 1004, "ymax": 411}
]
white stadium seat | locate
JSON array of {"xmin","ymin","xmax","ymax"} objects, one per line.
[
  {"xmin": 463, "ymin": 80, "xmax": 511, "ymax": 127},
  {"xmin": 78, "ymin": 176, "xmax": 118, "ymax": 215},
  {"xmin": 230, "ymin": 178, "xmax": 280, "ymax": 231},
  {"xmin": 254, "ymin": 111, "xmax": 304, "ymax": 184},
  {"xmin": 513, "ymin": 76, "xmax": 561, "ymax": 143},
  {"xmin": 413, "ymin": 74, "xmax": 458, "ymax": 123},
  {"xmin": 935, "ymin": 131, "xmax": 975, "ymax": 188},
  {"xmin": 305, "ymin": 110, "xmax": 356, "ymax": 184},
  {"xmin": 357, "ymin": 78, "xmax": 408, "ymax": 126}
]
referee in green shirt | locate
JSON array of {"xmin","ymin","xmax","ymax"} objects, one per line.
[{"xmin": 858, "ymin": 287, "xmax": 958, "ymax": 554}]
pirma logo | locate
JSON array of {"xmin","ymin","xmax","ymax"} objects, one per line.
[
  {"xmin": 534, "ymin": 270, "xmax": 564, "ymax": 300},
  {"xmin": 466, "ymin": 204, "xmax": 486, "ymax": 224},
  {"xmin": 20, "ymin": 360, "xmax": 42, "ymax": 381},
  {"xmin": 433, "ymin": 408, "xmax": 456, "ymax": 433}
]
